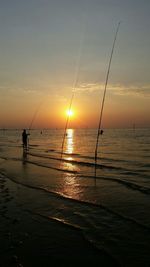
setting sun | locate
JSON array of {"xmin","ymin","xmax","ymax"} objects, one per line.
[{"xmin": 66, "ymin": 109, "xmax": 74, "ymax": 117}]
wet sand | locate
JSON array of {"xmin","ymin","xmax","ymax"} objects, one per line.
[{"xmin": 0, "ymin": 174, "xmax": 120, "ymax": 267}]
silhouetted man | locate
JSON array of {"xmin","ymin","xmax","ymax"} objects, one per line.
[{"xmin": 22, "ymin": 129, "xmax": 30, "ymax": 149}]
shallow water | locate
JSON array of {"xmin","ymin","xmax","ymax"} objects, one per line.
[{"xmin": 0, "ymin": 128, "xmax": 150, "ymax": 266}]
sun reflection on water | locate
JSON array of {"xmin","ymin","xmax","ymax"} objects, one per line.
[
  {"xmin": 65, "ymin": 129, "xmax": 74, "ymax": 157},
  {"xmin": 62, "ymin": 129, "xmax": 81, "ymax": 199},
  {"xmin": 62, "ymin": 128, "xmax": 79, "ymax": 175},
  {"xmin": 61, "ymin": 172, "xmax": 81, "ymax": 199}
]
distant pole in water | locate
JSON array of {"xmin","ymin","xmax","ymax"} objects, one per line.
[{"xmin": 94, "ymin": 22, "xmax": 121, "ymax": 174}]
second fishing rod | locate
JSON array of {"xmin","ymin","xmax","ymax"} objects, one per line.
[{"xmin": 94, "ymin": 22, "xmax": 121, "ymax": 175}]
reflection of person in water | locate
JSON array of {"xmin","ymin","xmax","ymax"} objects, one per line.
[
  {"xmin": 22, "ymin": 149, "xmax": 27, "ymax": 165},
  {"xmin": 22, "ymin": 129, "xmax": 30, "ymax": 149}
]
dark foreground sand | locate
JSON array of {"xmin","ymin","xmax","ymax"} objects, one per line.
[{"xmin": 0, "ymin": 175, "xmax": 120, "ymax": 267}]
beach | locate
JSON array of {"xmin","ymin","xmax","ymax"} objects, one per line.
[
  {"xmin": 0, "ymin": 128, "xmax": 150, "ymax": 267},
  {"xmin": 0, "ymin": 174, "xmax": 119, "ymax": 267}
]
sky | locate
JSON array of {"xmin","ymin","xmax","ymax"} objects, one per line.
[{"xmin": 0, "ymin": 0, "xmax": 150, "ymax": 129}]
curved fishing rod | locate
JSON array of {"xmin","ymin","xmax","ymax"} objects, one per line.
[
  {"xmin": 28, "ymin": 99, "xmax": 46, "ymax": 131},
  {"xmin": 60, "ymin": 14, "xmax": 87, "ymax": 160},
  {"xmin": 60, "ymin": 93, "xmax": 74, "ymax": 158},
  {"xmin": 26, "ymin": 99, "xmax": 45, "ymax": 149},
  {"xmin": 94, "ymin": 22, "xmax": 121, "ymax": 171},
  {"xmin": 28, "ymin": 104, "xmax": 41, "ymax": 131}
]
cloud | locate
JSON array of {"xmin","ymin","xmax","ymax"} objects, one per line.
[
  {"xmin": 0, "ymin": 86, "xmax": 11, "ymax": 91},
  {"xmin": 53, "ymin": 94, "xmax": 68, "ymax": 102},
  {"xmin": 75, "ymin": 82, "xmax": 103, "ymax": 92},
  {"xmin": 1, "ymin": 83, "xmax": 150, "ymax": 99},
  {"xmin": 74, "ymin": 82, "xmax": 150, "ymax": 98},
  {"xmin": 110, "ymin": 84, "xmax": 150, "ymax": 98},
  {"xmin": 0, "ymin": 86, "xmax": 43, "ymax": 95}
]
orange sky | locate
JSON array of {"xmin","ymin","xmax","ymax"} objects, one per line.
[
  {"xmin": 0, "ymin": 1, "xmax": 150, "ymax": 129},
  {"xmin": 0, "ymin": 82, "xmax": 149, "ymax": 129}
]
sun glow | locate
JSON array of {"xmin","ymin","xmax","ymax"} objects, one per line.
[{"xmin": 66, "ymin": 109, "xmax": 74, "ymax": 117}]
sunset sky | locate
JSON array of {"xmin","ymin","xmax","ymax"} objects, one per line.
[{"xmin": 0, "ymin": 0, "xmax": 150, "ymax": 129}]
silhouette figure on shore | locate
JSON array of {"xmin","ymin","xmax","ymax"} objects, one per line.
[{"xmin": 22, "ymin": 129, "xmax": 30, "ymax": 149}]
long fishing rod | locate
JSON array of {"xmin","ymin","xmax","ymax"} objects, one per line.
[
  {"xmin": 94, "ymin": 22, "xmax": 121, "ymax": 170},
  {"xmin": 26, "ymin": 99, "xmax": 45, "ymax": 149},
  {"xmin": 60, "ymin": 94, "xmax": 74, "ymax": 158},
  {"xmin": 60, "ymin": 14, "xmax": 87, "ymax": 159},
  {"xmin": 28, "ymin": 103, "xmax": 42, "ymax": 131}
]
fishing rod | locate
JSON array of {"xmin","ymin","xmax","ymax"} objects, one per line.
[
  {"xmin": 26, "ymin": 99, "xmax": 45, "ymax": 149},
  {"xmin": 60, "ymin": 14, "xmax": 87, "ymax": 160},
  {"xmin": 60, "ymin": 94, "xmax": 74, "ymax": 158},
  {"xmin": 28, "ymin": 98, "xmax": 46, "ymax": 130},
  {"xmin": 94, "ymin": 22, "xmax": 121, "ymax": 172}
]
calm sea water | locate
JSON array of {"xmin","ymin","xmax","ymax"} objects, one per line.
[{"xmin": 0, "ymin": 128, "xmax": 150, "ymax": 266}]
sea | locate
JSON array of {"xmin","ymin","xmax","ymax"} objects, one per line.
[{"xmin": 0, "ymin": 128, "xmax": 150, "ymax": 266}]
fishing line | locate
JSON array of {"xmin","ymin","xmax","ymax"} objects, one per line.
[
  {"xmin": 28, "ymin": 101, "xmax": 43, "ymax": 131},
  {"xmin": 94, "ymin": 22, "xmax": 121, "ymax": 175},
  {"xmin": 26, "ymin": 98, "xmax": 47, "ymax": 149},
  {"xmin": 60, "ymin": 12, "xmax": 87, "ymax": 159}
]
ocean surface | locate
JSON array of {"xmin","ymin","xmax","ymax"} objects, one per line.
[{"xmin": 0, "ymin": 128, "xmax": 150, "ymax": 266}]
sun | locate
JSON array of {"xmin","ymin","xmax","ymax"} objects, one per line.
[{"xmin": 66, "ymin": 109, "xmax": 74, "ymax": 117}]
